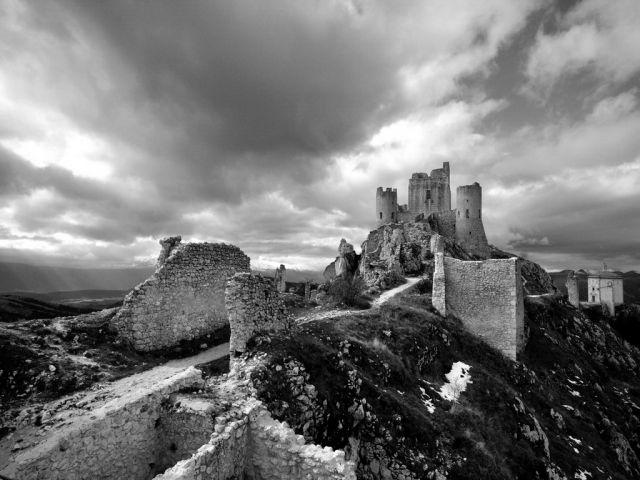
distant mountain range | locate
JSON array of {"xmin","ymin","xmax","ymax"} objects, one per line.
[
  {"xmin": 0, "ymin": 262, "xmax": 154, "ymax": 293},
  {"xmin": 0, "ymin": 262, "xmax": 324, "ymax": 294},
  {"xmin": 252, "ymin": 268, "xmax": 324, "ymax": 284},
  {"xmin": 549, "ymin": 270, "xmax": 640, "ymax": 304}
]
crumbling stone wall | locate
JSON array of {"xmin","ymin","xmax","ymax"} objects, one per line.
[
  {"xmin": 428, "ymin": 210, "xmax": 456, "ymax": 239},
  {"xmin": 2, "ymin": 367, "xmax": 204, "ymax": 480},
  {"xmin": 155, "ymin": 394, "xmax": 218, "ymax": 474},
  {"xmin": 226, "ymin": 273, "xmax": 289, "ymax": 354},
  {"xmin": 156, "ymin": 398, "xmax": 355, "ymax": 480},
  {"xmin": 432, "ymin": 254, "xmax": 525, "ymax": 360},
  {"xmin": 155, "ymin": 410, "xmax": 250, "ymax": 480},
  {"xmin": 566, "ymin": 271, "xmax": 579, "ymax": 308},
  {"xmin": 275, "ymin": 264, "xmax": 287, "ymax": 292},
  {"xmin": 247, "ymin": 405, "xmax": 354, "ymax": 479},
  {"xmin": 112, "ymin": 238, "xmax": 250, "ymax": 351}
]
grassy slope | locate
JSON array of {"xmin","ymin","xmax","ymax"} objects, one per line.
[{"xmin": 250, "ymin": 290, "xmax": 640, "ymax": 480}]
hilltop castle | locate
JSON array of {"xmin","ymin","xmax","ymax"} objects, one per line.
[{"xmin": 375, "ymin": 162, "xmax": 489, "ymax": 257}]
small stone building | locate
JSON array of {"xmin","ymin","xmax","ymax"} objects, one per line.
[{"xmin": 586, "ymin": 267, "xmax": 624, "ymax": 315}]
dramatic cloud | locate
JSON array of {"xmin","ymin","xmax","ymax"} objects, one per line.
[
  {"xmin": 524, "ymin": 0, "xmax": 640, "ymax": 99},
  {"xmin": 0, "ymin": 0, "xmax": 639, "ymax": 272}
]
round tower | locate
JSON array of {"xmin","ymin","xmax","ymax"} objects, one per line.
[
  {"xmin": 376, "ymin": 187, "xmax": 398, "ymax": 226},
  {"xmin": 455, "ymin": 182, "xmax": 489, "ymax": 257}
]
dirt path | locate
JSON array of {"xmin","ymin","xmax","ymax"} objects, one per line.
[
  {"xmin": 296, "ymin": 276, "xmax": 421, "ymax": 325},
  {"xmin": 164, "ymin": 341, "xmax": 229, "ymax": 369}
]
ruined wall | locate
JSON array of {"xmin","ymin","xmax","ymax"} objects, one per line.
[
  {"xmin": 155, "ymin": 395, "xmax": 218, "ymax": 474},
  {"xmin": 112, "ymin": 238, "xmax": 250, "ymax": 351},
  {"xmin": 566, "ymin": 271, "xmax": 579, "ymax": 308},
  {"xmin": 226, "ymin": 273, "xmax": 289, "ymax": 354},
  {"xmin": 154, "ymin": 413, "xmax": 250, "ymax": 480},
  {"xmin": 428, "ymin": 210, "xmax": 456, "ymax": 238},
  {"xmin": 246, "ymin": 405, "xmax": 355, "ymax": 480},
  {"xmin": 432, "ymin": 254, "xmax": 525, "ymax": 360},
  {"xmin": 156, "ymin": 399, "xmax": 355, "ymax": 480},
  {"xmin": 2, "ymin": 367, "xmax": 204, "ymax": 480},
  {"xmin": 275, "ymin": 264, "xmax": 287, "ymax": 293},
  {"xmin": 432, "ymin": 253, "xmax": 446, "ymax": 315}
]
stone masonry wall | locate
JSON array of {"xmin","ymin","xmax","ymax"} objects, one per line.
[
  {"xmin": 428, "ymin": 210, "xmax": 456, "ymax": 238},
  {"xmin": 226, "ymin": 273, "xmax": 289, "ymax": 354},
  {"xmin": 156, "ymin": 398, "xmax": 355, "ymax": 480},
  {"xmin": 432, "ymin": 254, "xmax": 525, "ymax": 360},
  {"xmin": 4, "ymin": 358, "xmax": 356, "ymax": 480},
  {"xmin": 246, "ymin": 404, "xmax": 355, "ymax": 480},
  {"xmin": 155, "ymin": 394, "xmax": 218, "ymax": 474},
  {"xmin": 566, "ymin": 271, "xmax": 579, "ymax": 308},
  {"xmin": 112, "ymin": 238, "xmax": 250, "ymax": 351},
  {"xmin": 2, "ymin": 367, "xmax": 204, "ymax": 480},
  {"xmin": 154, "ymin": 411, "xmax": 250, "ymax": 480}
]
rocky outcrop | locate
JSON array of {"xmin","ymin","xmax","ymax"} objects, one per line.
[
  {"xmin": 491, "ymin": 246, "xmax": 556, "ymax": 295},
  {"xmin": 359, "ymin": 223, "xmax": 432, "ymax": 288},
  {"xmin": 358, "ymin": 222, "xmax": 476, "ymax": 289},
  {"xmin": 323, "ymin": 239, "xmax": 360, "ymax": 282}
]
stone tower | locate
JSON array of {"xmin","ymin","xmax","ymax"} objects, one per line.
[
  {"xmin": 376, "ymin": 187, "xmax": 398, "ymax": 226},
  {"xmin": 455, "ymin": 182, "xmax": 489, "ymax": 258},
  {"xmin": 407, "ymin": 162, "xmax": 451, "ymax": 217}
]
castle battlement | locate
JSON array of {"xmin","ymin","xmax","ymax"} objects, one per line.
[{"xmin": 374, "ymin": 162, "xmax": 489, "ymax": 258}]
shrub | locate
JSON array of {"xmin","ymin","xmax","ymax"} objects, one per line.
[
  {"xmin": 327, "ymin": 274, "xmax": 369, "ymax": 308},
  {"xmin": 415, "ymin": 277, "xmax": 432, "ymax": 295}
]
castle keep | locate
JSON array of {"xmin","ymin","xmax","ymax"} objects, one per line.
[{"xmin": 375, "ymin": 162, "xmax": 489, "ymax": 257}]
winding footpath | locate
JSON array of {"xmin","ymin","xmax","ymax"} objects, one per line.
[{"xmin": 295, "ymin": 276, "xmax": 421, "ymax": 325}]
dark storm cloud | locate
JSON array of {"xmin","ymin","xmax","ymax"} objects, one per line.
[
  {"xmin": 2, "ymin": 0, "xmax": 639, "ymax": 270},
  {"xmin": 0, "ymin": 146, "xmax": 194, "ymax": 243},
  {"xmin": 44, "ymin": 1, "xmax": 406, "ymax": 179}
]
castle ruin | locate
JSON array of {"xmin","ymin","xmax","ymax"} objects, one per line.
[{"xmin": 375, "ymin": 162, "xmax": 489, "ymax": 258}]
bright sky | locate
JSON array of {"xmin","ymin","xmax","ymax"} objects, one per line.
[{"xmin": 1, "ymin": 0, "xmax": 639, "ymax": 271}]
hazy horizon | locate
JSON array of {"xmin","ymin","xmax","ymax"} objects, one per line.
[{"xmin": 1, "ymin": 1, "xmax": 639, "ymax": 272}]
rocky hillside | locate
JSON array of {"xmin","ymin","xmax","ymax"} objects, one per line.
[
  {"xmin": 348, "ymin": 222, "xmax": 556, "ymax": 295},
  {"xmin": 248, "ymin": 288, "xmax": 640, "ymax": 479},
  {"xmin": 0, "ymin": 295, "xmax": 93, "ymax": 322}
]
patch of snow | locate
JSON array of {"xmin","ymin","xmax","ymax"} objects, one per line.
[
  {"xmin": 419, "ymin": 387, "xmax": 435, "ymax": 414},
  {"xmin": 562, "ymin": 404, "xmax": 574, "ymax": 411},
  {"xmin": 438, "ymin": 362, "xmax": 472, "ymax": 402},
  {"xmin": 573, "ymin": 447, "xmax": 579, "ymax": 454},
  {"xmin": 568, "ymin": 436, "xmax": 582, "ymax": 445},
  {"xmin": 574, "ymin": 468, "xmax": 591, "ymax": 479},
  {"xmin": 569, "ymin": 390, "xmax": 581, "ymax": 397}
]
